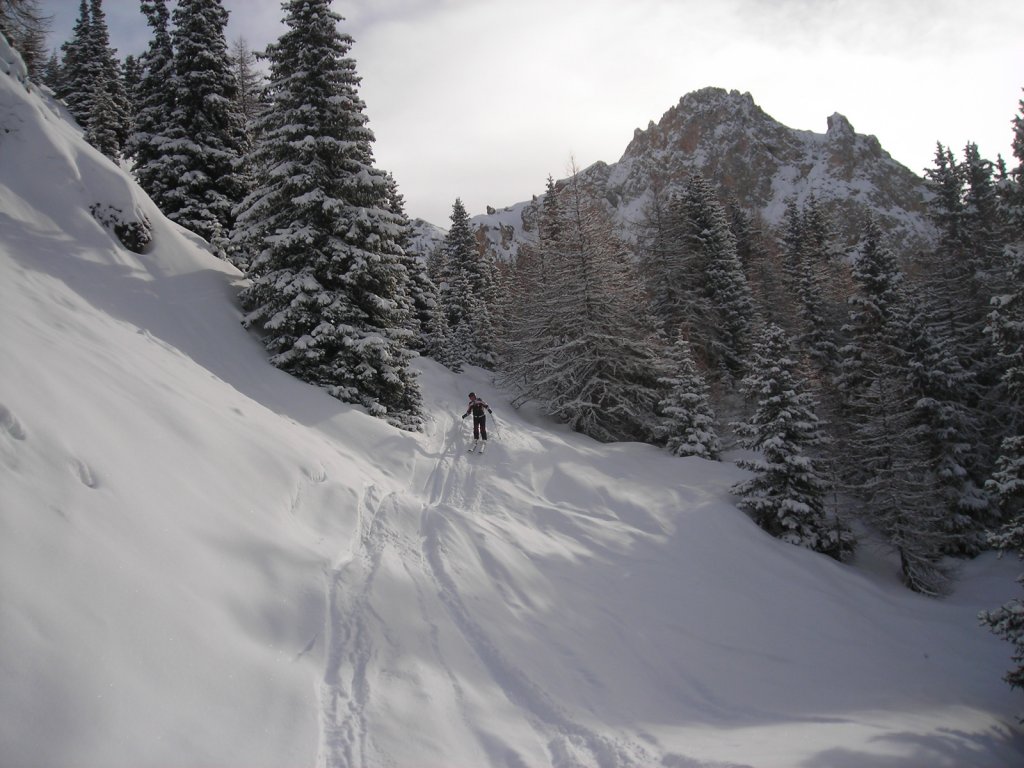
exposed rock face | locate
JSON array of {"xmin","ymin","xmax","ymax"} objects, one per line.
[{"xmin": 473, "ymin": 87, "xmax": 935, "ymax": 262}]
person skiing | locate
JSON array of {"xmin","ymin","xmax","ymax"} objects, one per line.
[{"xmin": 462, "ymin": 392, "xmax": 493, "ymax": 451}]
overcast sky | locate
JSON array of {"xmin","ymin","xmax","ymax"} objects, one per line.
[{"xmin": 43, "ymin": 0, "xmax": 1024, "ymax": 226}]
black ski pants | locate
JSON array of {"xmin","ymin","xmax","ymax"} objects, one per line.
[{"xmin": 472, "ymin": 414, "xmax": 488, "ymax": 440}]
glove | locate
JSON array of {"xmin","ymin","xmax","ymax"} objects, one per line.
[
  {"xmin": 488, "ymin": 409, "xmax": 493, "ymax": 414},
  {"xmin": 461, "ymin": 413, "xmax": 467, "ymax": 419}
]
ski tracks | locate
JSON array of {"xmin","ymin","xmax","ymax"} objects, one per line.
[
  {"xmin": 419, "ymin": 505, "xmax": 656, "ymax": 768},
  {"xmin": 316, "ymin": 414, "xmax": 655, "ymax": 768},
  {"xmin": 317, "ymin": 483, "xmax": 412, "ymax": 768}
]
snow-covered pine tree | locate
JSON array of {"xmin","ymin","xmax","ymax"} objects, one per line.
[
  {"xmin": 732, "ymin": 323, "xmax": 853, "ymax": 560},
  {"xmin": 836, "ymin": 219, "xmax": 950, "ymax": 593},
  {"xmin": 435, "ymin": 198, "xmax": 490, "ymax": 369},
  {"xmin": 56, "ymin": 0, "xmax": 91, "ymax": 121},
  {"xmin": 56, "ymin": 1, "xmax": 129, "ymax": 159},
  {"xmin": 500, "ymin": 185, "xmax": 563, "ymax": 394},
  {"xmin": 163, "ymin": 0, "xmax": 247, "ymax": 255},
  {"xmin": 505, "ymin": 163, "xmax": 663, "ymax": 443},
  {"xmin": 797, "ymin": 196, "xmax": 845, "ymax": 375},
  {"xmin": 901, "ymin": 296, "xmax": 990, "ymax": 554},
  {"xmin": 83, "ymin": 0, "xmax": 130, "ymax": 158},
  {"xmin": 925, "ymin": 143, "xmax": 968, "ymax": 261},
  {"xmin": 778, "ymin": 196, "xmax": 844, "ymax": 376},
  {"xmin": 229, "ymin": 36, "xmax": 264, "ymax": 134},
  {"xmin": 385, "ymin": 174, "xmax": 449, "ymax": 361},
  {"xmin": 981, "ymin": 90, "xmax": 1024, "ymax": 696},
  {"xmin": 234, "ymin": 0, "xmax": 421, "ymax": 429},
  {"xmin": 228, "ymin": 35, "xmax": 266, "ymax": 248},
  {"xmin": 919, "ymin": 142, "xmax": 1005, "ymax": 507},
  {"xmin": 678, "ymin": 173, "xmax": 755, "ymax": 380},
  {"xmin": 636, "ymin": 185, "xmax": 689, "ymax": 337},
  {"xmin": 127, "ymin": 0, "xmax": 176, "ymax": 206},
  {"xmin": 657, "ymin": 334, "xmax": 720, "ymax": 460},
  {"xmin": 986, "ymin": 124, "xmax": 1024, "ymax": 520},
  {"xmin": 963, "ymin": 142, "xmax": 1006, "ymax": 291}
]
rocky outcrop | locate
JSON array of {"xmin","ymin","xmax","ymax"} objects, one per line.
[{"xmin": 473, "ymin": 87, "xmax": 935, "ymax": 262}]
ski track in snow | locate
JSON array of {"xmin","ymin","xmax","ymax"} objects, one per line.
[
  {"xmin": 319, "ymin": 411, "xmax": 655, "ymax": 768},
  {"xmin": 308, "ymin": 409, "xmax": 755, "ymax": 768},
  {"xmin": 420, "ymin": 504, "xmax": 654, "ymax": 768},
  {"xmin": 309, "ymin": 409, "xmax": 659, "ymax": 768}
]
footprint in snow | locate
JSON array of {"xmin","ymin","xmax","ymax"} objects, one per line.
[
  {"xmin": 72, "ymin": 458, "xmax": 100, "ymax": 489},
  {"xmin": 0, "ymin": 404, "xmax": 27, "ymax": 441}
]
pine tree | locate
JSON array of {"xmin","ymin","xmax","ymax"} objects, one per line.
[
  {"xmin": 162, "ymin": 0, "xmax": 247, "ymax": 254},
  {"xmin": 434, "ymin": 196, "xmax": 493, "ymax": 368},
  {"xmin": 56, "ymin": 1, "xmax": 129, "ymax": 159},
  {"xmin": 39, "ymin": 51, "xmax": 62, "ymax": 91},
  {"xmin": 385, "ymin": 175, "xmax": 448, "ymax": 361},
  {"xmin": 86, "ymin": 0, "xmax": 130, "ymax": 156},
  {"xmin": 986, "ymin": 177, "xmax": 1024, "ymax": 519},
  {"xmin": 981, "ymin": 90, "xmax": 1024, "ymax": 696},
  {"xmin": 732, "ymin": 323, "xmax": 853, "ymax": 560},
  {"xmin": 229, "ymin": 36, "xmax": 264, "ymax": 132},
  {"xmin": 797, "ymin": 196, "xmax": 844, "ymax": 374},
  {"xmin": 836, "ymin": 220, "xmax": 951, "ymax": 593},
  {"xmin": 678, "ymin": 173, "xmax": 755, "ymax": 379},
  {"xmin": 127, "ymin": 0, "xmax": 176, "ymax": 205},
  {"xmin": 228, "ymin": 36, "xmax": 266, "ymax": 229},
  {"xmin": 234, "ymin": 0, "xmax": 421, "ymax": 429},
  {"xmin": 919, "ymin": 142, "xmax": 1006, "ymax": 515},
  {"xmin": 57, "ymin": 0, "xmax": 92, "ymax": 123},
  {"xmin": 902, "ymin": 297, "xmax": 990, "ymax": 553},
  {"xmin": 502, "ymin": 165, "xmax": 663, "ymax": 443},
  {"xmin": 657, "ymin": 334, "xmax": 720, "ymax": 460}
]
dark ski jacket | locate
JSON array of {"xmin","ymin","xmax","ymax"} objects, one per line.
[{"xmin": 464, "ymin": 398, "xmax": 492, "ymax": 419}]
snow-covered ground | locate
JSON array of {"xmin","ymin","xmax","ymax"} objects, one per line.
[{"xmin": 2, "ymin": 39, "xmax": 1023, "ymax": 768}]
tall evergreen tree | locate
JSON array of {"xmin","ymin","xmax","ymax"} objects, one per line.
[
  {"xmin": 779, "ymin": 196, "xmax": 843, "ymax": 373},
  {"xmin": 678, "ymin": 173, "xmax": 755, "ymax": 379},
  {"xmin": 981, "ymin": 89, "xmax": 1024, "ymax": 697},
  {"xmin": 732, "ymin": 323, "xmax": 853, "ymax": 560},
  {"xmin": 228, "ymin": 35, "xmax": 266, "ymax": 224},
  {"xmin": 57, "ymin": 1, "xmax": 92, "ymax": 123},
  {"xmin": 56, "ymin": 1, "xmax": 128, "ymax": 159},
  {"xmin": 434, "ymin": 196, "xmax": 493, "ymax": 368},
  {"xmin": 502, "ymin": 165, "xmax": 663, "ymax": 443},
  {"xmin": 836, "ymin": 220, "xmax": 950, "ymax": 593},
  {"xmin": 234, "ymin": 0, "xmax": 421, "ymax": 428},
  {"xmin": 82, "ymin": 0, "xmax": 129, "ymax": 158},
  {"xmin": 657, "ymin": 334, "xmax": 720, "ymax": 460},
  {"xmin": 385, "ymin": 175, "xmax": 448, "ymax": 361},
  {"xmin": 162, "ymin": 0, "xmax": 246, "ymax": 254},
  {"xmin": 127, "ymin": 0, "xmax": 176, "ymax": 205}
]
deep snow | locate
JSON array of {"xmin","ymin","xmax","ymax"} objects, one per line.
[{"xmin": 2, "ymin": 38, "xmax": 1024, "ymax": 768}]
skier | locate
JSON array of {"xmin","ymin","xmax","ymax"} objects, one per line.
[{"xmin": 462, "ymin": 392, "xmax": 493, "ymax": 452}]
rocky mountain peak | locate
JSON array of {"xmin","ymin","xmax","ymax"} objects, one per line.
[
  {"xmin": 473, "ymin": 88, "xmax": 935, "ymax": 263},
  {"xmin": 826, "ymin": 112, "xmax": 856, "ymax": 140}
]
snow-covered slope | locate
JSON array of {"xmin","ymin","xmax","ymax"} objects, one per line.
[{"xmin": 2, "ymin": 40, "xmax": 1024, "ymax": 768}]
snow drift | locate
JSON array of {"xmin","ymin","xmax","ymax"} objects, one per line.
[{"xmin": 1, "ymin": 37, "xmax": 1023, "ymax": 768}]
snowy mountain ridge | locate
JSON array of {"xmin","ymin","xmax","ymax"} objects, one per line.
[
  {"xmin": 2, "ymin": 39, "xmax": 1024, "ymax": 768},
  {"xmin": 474, "ymin": 87, "xmax": 934, "ymax": 263}
]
